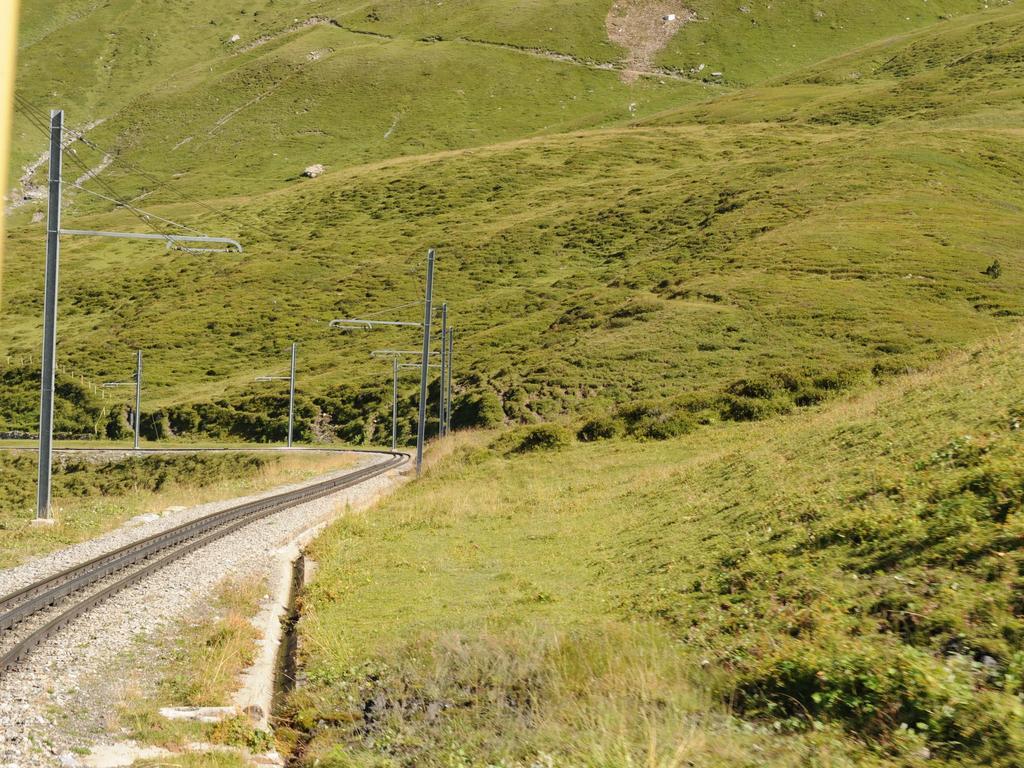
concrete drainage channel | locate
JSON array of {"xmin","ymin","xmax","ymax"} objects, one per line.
[
  {"xmin": 180, "ymin": 471, "xmax": 409, "ymax": 765},
  {"xmin": 235, "ymin": 528, "xmax": 320, "ymax": 731},
  {"xmin": 274, "ymin": 553, "xmax": 305, "ymax": 705},
  {"xmin": 139, "ymin": 498, "xmax": 402, "ymax": 767},
  {"xmin": 84, "ymin": 543, "xmax": 316, "ymax": 768}
]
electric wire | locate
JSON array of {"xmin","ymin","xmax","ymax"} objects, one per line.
[
  {"xmin": 14, "ymin": 93, "xmax": 434, "ymax": 333},
  {"xmin": 17, "ymin": 93, "xmax": 327, "ymax": 259},
  {"xmin": 15, "ymin": 94, "xmax": 216, "ymax": 245},
  {"xmin": 67, "ymin": 183, "xmax": 205, "ymax": 236}
]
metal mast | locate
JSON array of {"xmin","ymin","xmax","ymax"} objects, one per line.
[
  {"xmin": 35, "ymin": 110, "xmax": 64, "ymax": 520},
  {"xmin": 415, "ymin": 249, "xmax": 435, "ymax": 475}
]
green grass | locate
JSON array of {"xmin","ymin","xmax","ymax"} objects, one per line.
[
  {"xmin": 5, "ymin": 3, "xmax": 1024, "ymax": 765},
  {"xmin": 650, "ymin": 0, "xmax": 1016, "ymax": 83},
  {"xmin": 3, "ymin": 119, "xmax": 1021, "ymax": 441},
  {"xmin": 11, "ymin": 0, "xmax": 995, "ymax": 193},
  {"xmin": 287, "ymin": 326, "xmax": 1024, "ymax": 766},
  {"xmin": 644, "ymin": 5, "xmax": 1024, "ymax": 127},
  {"xmin": 4, "ymin": 3, "xmax": 1023, "ymax": 444},
  {"xmin": 117, "ymin": 575, "xmax": 272, "ymax": 756}
]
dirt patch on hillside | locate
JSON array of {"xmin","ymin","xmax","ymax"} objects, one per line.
[{"xmin": 606, "ymin": 1, "xmax": 694, "ymax": 82}]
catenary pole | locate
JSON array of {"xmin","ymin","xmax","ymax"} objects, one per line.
[
  {"xmin": 392, "ymin": 356, "xmax": 399, "ymax": 452},
  {"xmin": 133, "ymin": 350, "xmax": 142, "ymax": 450},
  {"xmin": 416, "ymin": 249, "xmax": 435, "ymax": 475},
  {"xmin": 446, "ymin": 328, "xmax": 454, "ymax": 435},
  {"xmin": 288, "ymin": 342, "xmax": 296, "ymax": 448},
  {"xmin": 33, "ymin": 109, "xmax": 241, "ymax": 519},
  {"xmin": 36, "ymin": 110, "xmax": 63, "ymax": 520},
  {"xmin": 438, "ymin": 303, "xmax": 447, "ymax": 437}
]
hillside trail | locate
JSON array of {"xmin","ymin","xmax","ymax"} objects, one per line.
[
  {"xmin": 606, "ymin": 0, "xmax": 696, "ymax": 82},
  {"xmin": 232, "ymin": 10, "xmax": 702, "ymax": 83},
  {"xmin": 9, "ymin": 4, "xmax": 706, "ymax": 204}
]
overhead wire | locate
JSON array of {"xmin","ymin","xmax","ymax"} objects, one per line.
[
  {"xmin": 67, "ymin": 182, "xmax": 204, "ymax": 236},
  {"xmin": 15, "ymin": 94, "xmax": 196, "ymax": 243},
  {"xmin": 14, "ymin": 93, "xmax": 433, "ymax": 325}
]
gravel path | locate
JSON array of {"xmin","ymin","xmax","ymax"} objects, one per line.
[{"xmin": 0, "ymin": 454, "xmax": 405, "ymax": 767}]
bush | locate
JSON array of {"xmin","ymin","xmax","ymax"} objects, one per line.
[
  {"xmin": 577, "ymin": 416, "xmax": 620, "ymax": 442},
  {"xmin": 734, "ymin": 646, "xmax": 1020, "ymax": 764},
  {"xmin": 633, "ymin": 412, "xmax": 696, "ymax": 440},
  {"xmin": 105, "ymin": 406, "xmax": 132, "ymax": 440},
  {"xmin": 718, "ymin": 394, "xmax": 793, "ymax": 422},
  {"xmin": 0, "ymin": 366, "xmax": 103, "ymax": 435},
  {"xmin": 167, "ymin": 404, "xmax": 200, "ymax": 434},
  {"xmin": 495, "ymin": 424, "xmax": 572, "ymax": 455},
  {"xmin": 453, "ymin": 390, "xmax": 505, "ymax": 429},
  {"xmin": 620, "ymin": 401, "xmax": 696, "ymax": 440}
]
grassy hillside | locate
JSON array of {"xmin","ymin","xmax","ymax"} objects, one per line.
[
  {"xmin": 4, "ymin": 3, "xmax": 1023, "ymax": 764},
  {"xmin": 644, "ymin": 4, "xmax": 1024, "ymax": 127},
  {"xmin": 2, "ymin": 119, "xmax": 1021, "ymax": 441},
  {"xmin": 2, "ymin": 2, "xmax": 1022, "ymax": 445},
  {"xmin": 8, "ymin": 0, "xmax": 1000, "ymax": 200},
  {"xmin": 287, "ymin": 327, "xmax": 1024, "ymax": 767}
]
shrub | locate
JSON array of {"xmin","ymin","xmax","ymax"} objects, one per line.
[
  {"xmin": 633, "ymin": 412, "xmax": 696, "ymax": 440},
  {"xmin": 718, "ymin": 394, "xmax": 792, "ymax": 422},
  {"xmin": 167, "ymin": 405, "xmax": 200, "ymax": 435},
  {"xmin": 105, "ymin": 406, "xmax": 132, "ymax": 440},
  {"xmin": 726, "ymin": 376, "xmax": 781, "ymax": 400},
  {"xmin": 734, "ymin": 646, "xmax": 1020, "ymax": 764},
  {"xmin": 453, "ymin": 390, "xmax": 505, "ymax": 429},
  {"xmin": 495, "ymin": 424, "xmax": 572, "ymax": 455},
  {"xmin": 0, "ymin": 366, "xmax": 103, "ymax": 435},
  {"xmin": 619, "ymin": 401, "xmax": 696, "ymax": 440},
  {"xmin": 577, "ymin": 416, "xmax": 620, "ymax": 442}
]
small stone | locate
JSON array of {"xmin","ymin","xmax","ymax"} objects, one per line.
[
  {"xmin": 159, "ymin": 706, "xmax": 239, "ymax": 724},
  {"xmin": 253, "ymin": 751, "xmax": 284, "ymax": 767},
  {"xmin": 59, "ymin": 751, "xmax": 79, "ymax": 768},
  {"xmin": 129, "ymin": 513, "xmax": 160, "ymax": 525}
]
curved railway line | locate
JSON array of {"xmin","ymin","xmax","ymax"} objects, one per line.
[{"xmin": 0, "ymin": 450, "xmax": 409, "ymax": 672}]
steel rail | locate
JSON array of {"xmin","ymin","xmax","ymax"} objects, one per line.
[
  {"xmin": 0, "ymin": 451, "xmax": 402, "ymax": 621},
  {"xmin": 0, "ymin": 451, "xmax": 408, "ymax": 670}
]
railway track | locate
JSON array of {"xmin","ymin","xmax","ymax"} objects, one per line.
[{"xmin": 0, "ymin": 451, "xmax": 408, "ymax": 672}]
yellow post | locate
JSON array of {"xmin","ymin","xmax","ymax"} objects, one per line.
[{"xmin": 0, "ymin": 0, "xmax": 20, "ymax": 304}]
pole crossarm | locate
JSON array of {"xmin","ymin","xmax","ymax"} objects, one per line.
[
  {"xmin": 34, "ymin": 108, "xmax": 244, "ymax": 517},
  {"xmin": 370, "ymin": 350, "xmax": 439, "ymax": 357},
  {"xmin": 330, "ymin": 318, "xmax": 422, "ymax": 330},
  {"xmin": 59, "ymin": 229, "xmax": 243, "ymax": 253},
  {"xmin": 101, "ymin": 381, "xmax": 134, "ymax": 387},
  {"xmin": 399, "ymin": 363, "xmax": 440, "ymax": 369},
  {"xmin": 255, "ymin": 343, "xmax": 297, "ymax": 447}
]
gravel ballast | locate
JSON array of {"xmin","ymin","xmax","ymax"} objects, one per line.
[{"xmin": 0, "ymin": 453, "xmax": 406, "ymax": 767}]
